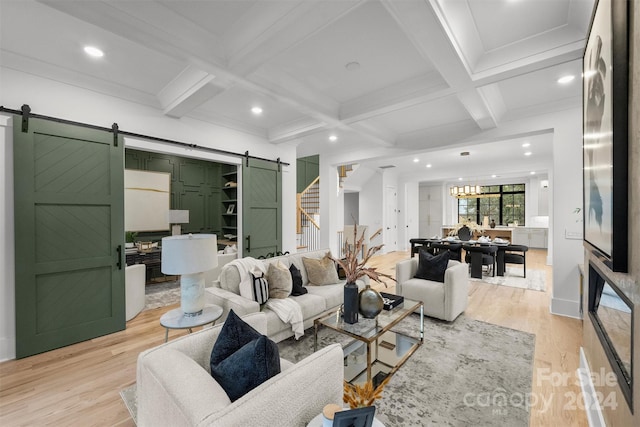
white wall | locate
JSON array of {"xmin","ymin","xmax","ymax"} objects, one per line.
[
  {"xmin": 344, "ymin": 192, "xmax": 359, "ymax": 224},
  {"xmin": 359, "ymin": 169, "xmax": 384, "ymax": 249},
  {"xmin": 0, "ymin": 68, "xmax": 298, "ymax": 360},
  {"xmin": 549, "ymin": 109, "xmax": 584, "ymax": 318},
  {"xmin": 0, "ymin": 116, "xmax": 15, "ymax": 361}
]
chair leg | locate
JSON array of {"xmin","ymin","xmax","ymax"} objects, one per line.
[{"xmin": 523, "ymin": 255, "xmax": 526, "ymax": 278}]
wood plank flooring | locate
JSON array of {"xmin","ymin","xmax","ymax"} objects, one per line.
[{"xmin": 0, "ymin": 249, "xmax": 586, "ymax": 426}]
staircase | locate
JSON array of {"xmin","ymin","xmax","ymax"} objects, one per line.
[{"xmin": 297, "ymin": 177, "xmax": 320, "ymax": 251}]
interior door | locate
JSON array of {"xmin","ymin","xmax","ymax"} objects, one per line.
[
  {"xmin": 14, "ymin": 117, "xmax": 124, "ymax": 358},
  {"xmin": 419, "ymin": 185, "xmax": 443, "ymax": 238},
  {"xmin": 242, "ymin": 158, "xmax": 282, "ymax": 258},
  {"xmin": 385, "ymin": 186, "xmax": 397, "ymax": 252}
]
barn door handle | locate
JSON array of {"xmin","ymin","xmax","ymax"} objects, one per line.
[
  {"xmin": 246, "ymin": 235, "xmax": 251, "ymax": 253},
  {"xmin": 116, "ymin": 245, "xmax": 122, "ymax": 270}
]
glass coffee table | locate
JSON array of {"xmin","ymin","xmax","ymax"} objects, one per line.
[{"xmin": 314, "ymin": 298, "xmax": 424, "ymax": 384}]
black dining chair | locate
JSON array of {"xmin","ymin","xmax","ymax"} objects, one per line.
[
  {"xmin": 464, "ymin": 244, "xmax": 497, "ymax": 278},
  {"xmin": 430, "ymin": 242, "xmax": 462, "ymax": 262},
  {"xmin": 502, "ymin": 245, "xmax": 529, "ymax": 277}
]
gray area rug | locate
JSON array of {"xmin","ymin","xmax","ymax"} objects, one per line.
[
  {"xmin": 144, "ymin": 280, "xmax": 180, "ymax": 310},
  {"xmin": 470, "ymin": 267, "xmax": 546, "ymax": 292},
  {"xmin": 279, "ymin": 314, "xmax": 535, "ymax": 426},
  {"xmin": 121, "ymin": 315, "xmax": 535, "ymax": 426}
]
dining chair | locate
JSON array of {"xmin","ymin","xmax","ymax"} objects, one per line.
[{"xmin": 502, "ymin": 245, "xmax": 529, "ymax": 277}]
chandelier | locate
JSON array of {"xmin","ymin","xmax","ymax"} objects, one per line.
[{"xmin": 450, "ymin": 185, "xmax": 481, "ymax": 198}]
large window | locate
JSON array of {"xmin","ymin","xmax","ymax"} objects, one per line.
[{"xmin": 458, "ymin": 184, "xmax": 525, "ymax": 226}]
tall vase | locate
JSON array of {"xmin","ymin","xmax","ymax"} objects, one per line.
[
  {"xmin": 359, "ymin": 285, "xmax": 384, "ymax": 318},
  {"xmin": 343, "ymin": 282, "xmax": 359, "ymax": 324}
]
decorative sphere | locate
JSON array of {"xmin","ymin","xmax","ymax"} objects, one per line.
[{"xmin": 359, "ymin": 286, "xmax": 383, "ymax": 318}]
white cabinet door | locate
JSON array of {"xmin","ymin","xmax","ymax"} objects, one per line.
[
  {"xmin": 529, "ymin": 229, "xmax": 547, "ymax": 248},
  {"xmin": 511, "ymin": 228, "xmax": 528, "ymax": 245}
]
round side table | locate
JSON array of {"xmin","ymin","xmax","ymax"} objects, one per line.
[{"xmin": 159, "ymin": 304, "xmax": 223, "ymax": 342}]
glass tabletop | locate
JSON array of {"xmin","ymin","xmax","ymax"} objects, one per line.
[{"xmin": 315, "ymin": 299, "xmax": 422, "ymax": 344}]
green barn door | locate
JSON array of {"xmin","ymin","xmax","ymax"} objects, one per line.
[
  {"xmin": 243, "ymin": 158, "xmax": 282, "ymax": 258},
  {"xmin": 14, "ymin": 117, "xmax": 125, "ymax": 358}
]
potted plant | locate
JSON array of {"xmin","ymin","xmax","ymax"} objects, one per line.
[
  {"xmin": 332, "ymin": 226, "xmax": 394, "ymax": 323},
  {"xmin": 125, "ymin": 231, "xmax": 138, "ymax": 249}
]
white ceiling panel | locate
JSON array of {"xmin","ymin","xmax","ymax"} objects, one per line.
[
  {"xmin": 468, "ymin": 0, "xmax": 571, "ymax": 52},
  {"xmin": 1, "ymin": 1, "xmax": 184, "ymax": 96},
  {"xmin": 496, "ymin": 59, "xmax": 582, "ymax": 111},
  {"xmin": 364, "ymin": 96, "xmax": 472, "ymax": 135},
  {"xmin": 271, "ymin": 0, "xmax": 434, "ymax": 103},
  {"xmin": 157, "ymin": 0, "xmax": 256, "ymax": 39}
]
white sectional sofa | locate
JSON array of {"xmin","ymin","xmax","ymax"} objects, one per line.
[
  {"xmin": 205, "ymin": 249, "xmax": 367, "ymax": 343},
  {"xmin": 137, "ymin": 312, "xmax": 344, "ymax": 426}
]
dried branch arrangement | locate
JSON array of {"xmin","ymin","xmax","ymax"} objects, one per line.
[
  {"xmin": 343, "ymin": 376, "xmax": 391, "ymax": 409},
  {"xmin": 332, "ymin": 225, "xmax": 395, "ymax": 286}
]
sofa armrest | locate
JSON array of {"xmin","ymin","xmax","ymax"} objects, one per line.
[
  {"xmin": 442, "ymin": 261, "xmax": 469, "ymax": 321},
  {"xmin": 205, "ymin": 286, "xmax": 260, "ymax": 322},
  {"xmin": 395, "ymin": 258, "xmax": 418, "ymax": 295},
  {"xmin": 205, "ymin": 344, "xmax": 344, "ymax": 426}
]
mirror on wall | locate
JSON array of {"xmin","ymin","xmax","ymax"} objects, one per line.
[{"xmin": 588, "ymin": 262, "xmax": 633, "ymax": 408}]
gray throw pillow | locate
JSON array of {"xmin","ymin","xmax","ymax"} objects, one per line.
[{"xmin": 266, "ymin": 261, "xmax": 293, "ymax": 299}]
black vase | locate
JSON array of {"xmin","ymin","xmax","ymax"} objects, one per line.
[{"xmin": 343, "ymin": 282, "xmax": 359, "ymax": 324}]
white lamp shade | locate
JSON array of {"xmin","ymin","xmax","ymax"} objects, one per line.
[
  {"xmin": 167, "ymin": 210, "xmax": 189, "ymax": 224},
  {"xmin": 161, "ymin": 234, "xmax": 218, "ymax": 275}
]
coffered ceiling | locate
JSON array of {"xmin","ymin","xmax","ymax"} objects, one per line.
[{"xmin": 0, "ymin": 0, "xmax": 593, "ymax": 183}]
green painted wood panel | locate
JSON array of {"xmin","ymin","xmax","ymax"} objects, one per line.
[
  {"xmin": 124, "ymin": 149, "xmax": 222, "ymax": 238},
  {"xmin": 243, "ymin": 158, "xmax": 282, "ymax": 258},
  {"xmin": 296, "ymin": 155, "xmax": 319, "ymax": 192},
  {"xmin": 14, "ymin": 117, "xmax": 124, "ymax": 358}
]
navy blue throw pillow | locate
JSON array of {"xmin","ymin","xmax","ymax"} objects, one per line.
[
  {"xmin": 210, "ymin": 310, "xmax": 261, "ymax": 365},
  {"xmin": 289, "ymin": 263, "xmax": 307, "ymax": 296},
  {"xmin": 210, "ymin": 310, "xmax": 281, "ymax": 401},
  {"xmin": 414, "ymin": 249, "xmax": 450, "ymax": 283},
  {"xmin": 210, "ymin": 335, "xmax": 281, "ymax": 402}
]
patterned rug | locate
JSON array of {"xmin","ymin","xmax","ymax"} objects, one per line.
[
  {"xmin": 143, "ymin": 280, "xmax": 180, "ymax": 310},
  {"xmin": 470, "ymin": 267, "xmax": 546, "ymax": 292},
  {"xmin": 121, "ymin": 314, "xmax": 535, "ymax": 426}
]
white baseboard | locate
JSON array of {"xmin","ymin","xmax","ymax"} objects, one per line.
[
  {"xmin": 579, "ymin": 348, "xmax": 606, "ymax": 427},
  {"xmin": 550, "ymin": 297, "xmax": 582, "ymax": 319}
]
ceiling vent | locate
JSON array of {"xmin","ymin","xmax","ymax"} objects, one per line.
[
  {"xmin": 379, "ymin": 165, "xmax": 396, "ymax": 169},
  {"xmin": 460, "ymin": 151, "xmax": 470, "ymax": 156}
]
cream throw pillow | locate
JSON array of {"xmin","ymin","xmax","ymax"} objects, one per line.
[
  {"xmin": 266, "ymin": 261, "xmax": 293, "ymax": 299},
  {"xmin": 303, "ymin": 253, "xmax": 340, "ymax": 286}
]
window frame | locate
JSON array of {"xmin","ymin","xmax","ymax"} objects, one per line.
[{"xmin": 457, "ymin": 184, "xmax": 525, "ymax": 226}]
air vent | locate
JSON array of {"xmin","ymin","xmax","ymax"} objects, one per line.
[
  {"xmin": 460, "ymin": 151, "xmax": 470, "ymax": 156},
  {"xmin": 379, "ymin": 165, "xmax": 396, "ymax": 169}
]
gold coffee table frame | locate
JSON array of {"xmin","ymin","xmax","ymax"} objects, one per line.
[{"xmin": 314, "ymin": 299, "xmax": 424, "ymax": 384}]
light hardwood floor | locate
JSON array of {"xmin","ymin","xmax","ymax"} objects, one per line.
[{"xmin": 0, "ymin": 250, "xmax": 586, "ymax": 426}]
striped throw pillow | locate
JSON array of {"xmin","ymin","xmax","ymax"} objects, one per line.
[{"xmin": 251, "ymin": 272, "xmax": 269, "ymax": 304}]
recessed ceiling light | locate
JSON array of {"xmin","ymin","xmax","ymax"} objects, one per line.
[
  {"xmin": 251, "ymin": 106, "xmax": 263, "ymax": 115},
  {"xmin": 426, "ymin": 164, "xmax": 432, "ymax": 168},
  {"xmin": 413, "ymin": 158, "xmax": 419, "ymax": 163},
  {"xmin": 524, "ymin": 151, "xmax": 532, "ymax": 156},
  {"xmin": 522, "ymin": 142, "xmax": 530, "ymax": 147},
  {"xmin": 83, "ymin": 46, "xmax": 104, "ymax": 58},
  {"xmin": 329, "ymin": 135, "xmax": 337, "ymax": 142},
  {"xmin": 492, "ymin": 174, "xmax": 497, "ymax": 178},
  {"xmin": 557, "ymin": 75, "xmax": 575, "ymax": 84},
  {"xmin": 458, "ymin": 177, "xmax": 463, "ymax": 181},
  {"xmin": 530, "ymin": 171, "xmax": 536, "ymax": 175}
]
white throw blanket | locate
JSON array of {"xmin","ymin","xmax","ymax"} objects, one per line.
[
  {"xmin": 223, "ymin": 257, "xmax": 304, "ymax": 339},
  {"xmin": 265, "ymin": 298, "xmax": 304, "ymax": 340}
]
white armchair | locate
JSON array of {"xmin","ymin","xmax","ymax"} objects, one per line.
[
  {"xmin": 125, "ymin": 264, "xmax": 146, "ymax": 321},
  {"xmin": 395, "ymin": 259, "xmax": 469, "ymax": 321},
  {"xmin": 136, "ymin": 312, "xmax": 344, "ymax": 426}
]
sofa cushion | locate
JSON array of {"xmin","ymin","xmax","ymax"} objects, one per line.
[
  {"xmin": 303, "ymin": 252, "xmax": 340, "ymax": 286},
  {"xmin": 210, "ymin": 310, "xmax": 281, "ymax": 401},
  {"xmin": 305, "ymin": 283, "xmax": 343, "ymax": 309},
  {"xmin": 266, "ymin": 261, "xmax": 293, "ymax": 299},
  {"xmin": 289, "ymin": 263, "xmax": 307, "ymax": 296},
  {"xmin": 210, "ymin": 335, "xmax": 281, "ymax": 402},
  {"xmin": 415, "ymin": 250, "xmax": 449, "ymax": 283}
]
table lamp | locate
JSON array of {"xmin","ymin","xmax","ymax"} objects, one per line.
[
  {"xmin": 161, "ymin": 234, "xmax": 218, "ymax": 316},
  {"xmin": 167, "ymin": 210, "xmax": 189, "ymax": 235}
]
